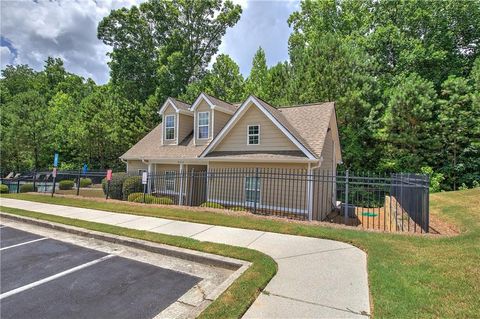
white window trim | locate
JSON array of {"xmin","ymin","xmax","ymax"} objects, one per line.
[
  {"xmin": 164, "ymin": 115, "xmax": 176, "ymax": 140},
  {"xmin": 197, "ymin": 111, "xmax": 210, "ymax": 140},
  {"xmin": 244, "ymin": 176, "xmax": 261, "ymax": 204},
  {"xmin": 164, "ymin": 170, "xmax": 176, "ymax": 192},
  {"xmin": 247, "ymin": 124, "xmax": 260, "ymax": 145}
]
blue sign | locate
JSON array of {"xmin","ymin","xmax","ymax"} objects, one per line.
[
  {"xmin": 53, "ymin": 153, "xmax": 59, "ymax": 167},
  {"xmin": 82, "ymin": 164, "xmax": 88, "ymax": 175}
]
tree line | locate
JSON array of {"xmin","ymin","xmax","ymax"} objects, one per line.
[{"xmin": 1, "ymin": 0, "xmax": 479, "ymax": 191}]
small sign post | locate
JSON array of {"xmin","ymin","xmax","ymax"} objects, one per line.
[
  {"xmin": 142, "ymin": 171, "xmax": 148, "ymax": 203},
  {"xmin": 105, "ymin": 169, "xmax": 112, "ymax": 200},
  {"xmin": 51, "ymin": 153, "xmax": 59, "ymax": 197}
]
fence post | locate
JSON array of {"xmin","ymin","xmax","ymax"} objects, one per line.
[
  {"xmin": 76, "ymin": 169, "xmax": 81, "ymax": 196},
  {"xmin": 16, "ymin": 179, "xmax": 20, "ymax": 193},
  {"xmin": 143, "ymin": 174, "xmax": 147, "ymax": 203},
  {"xmin": 344, "ymin": 169, "xmax": 349, "ymax": 225},
  {"xmin": 254, "ymin": 168, "xmax": 259, "ymax": 214},
  {"xmin": 32, "ymin": 170, "xmax": 37, "ymax": 192}
]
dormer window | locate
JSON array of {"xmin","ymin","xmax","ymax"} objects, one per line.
[
  {"xmin": 198, "ymin": 111, "xmax": 210, "ymax": 139},
  {"xmin": 247, "ymin": 125, "xmax": 260, "ymax": 145},
  {"xmin": 165, "ymin": 115, "xmax": 175, "ymax": 140}
]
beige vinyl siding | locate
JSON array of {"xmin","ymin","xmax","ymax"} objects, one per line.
[
  {"xmin": 126, "ymin": 160, "xmax": 147, "ymax": 175},
  {"xmin": 178, "ymin": 113, "xmax": 193, "ymax": 143},
  {"xmin": 207, "ymin": 162, "xmax": 309, "ymax": 214},
  {"xmin": 214, "ymin": 104, "xmax": 299, "ymax": 152},
  {"xmin": 213, "ymin": 110, "xmax": 231, "ymax": 137},
  {"xmin": 163, "ymin": 104, "xmax": 177, "ymax": 145}
]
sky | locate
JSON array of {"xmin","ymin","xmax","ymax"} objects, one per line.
[{"xmin": 0, "ymin": 0, "xmax": 299, "ymax": 84}]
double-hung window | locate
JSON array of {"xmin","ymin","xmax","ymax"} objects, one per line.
[
  {"xmin": 165, "ymin": 171, "xmax": 176, "ymax": 192},
  {"xmin": 165, "ymin": 115, "xmax": 175, "ymax": 140},
  {"xmin": 245, "ymin": 176, "xmax": 261, "ymax": 204},
  {"xmin": 247, "ymin": 125, "xmax": 260, "ymax": 145},
  {"xmin": 198, "ymin": 112, "xmax": 210, "ymax": 139}
]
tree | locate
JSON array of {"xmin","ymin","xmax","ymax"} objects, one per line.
[
  {"xmin": 436, "ymin": 76, "xmax": 479, "ymax": 189},
  {"xmin": 380, "ymin": 73, "xmax": 437, "ymax": 172},
  {"xmin": 181, "ymin": 54, "xmax": 244, "ymax": 103},
  {"xmin": 244, "ymin": 47, "xmax": 268, "ymax": 100},
  {"xmin": 98, "ymin": 0, "xmax": 242, "ymax": 103}
]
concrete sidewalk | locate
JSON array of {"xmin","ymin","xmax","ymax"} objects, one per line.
[{"xmin": 0, "ymin": 198, "xmax": 370, "ymax": 318}]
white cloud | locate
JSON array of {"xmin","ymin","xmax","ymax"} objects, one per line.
[
  {"xmin": 0, "ymin": 0, "xmax": 143, "ymax": 84},
  {"xmin": 0, "ymin": 46, "xmax": 15, "ymax": 69},
  {"xmin": 1, "ymin": 0, "xmax": 300, "ymax": 83}
]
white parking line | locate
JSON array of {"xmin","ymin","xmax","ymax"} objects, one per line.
[
  {"xmin": 0, "ymin": 254, "xmax": 114, "ymax": 300},
  {"xmin": 0, "ymin": 238, "xmax": 48, "ymax": 251}
]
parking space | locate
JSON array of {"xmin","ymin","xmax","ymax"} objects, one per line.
[{"xmin": 0, "ymin": 226, "xmax": 201, "ymax": 319}]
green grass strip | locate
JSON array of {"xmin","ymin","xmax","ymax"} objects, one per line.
[{"xmin": 0, "ymin": 206, "xmax": 277, "ymax": 319}]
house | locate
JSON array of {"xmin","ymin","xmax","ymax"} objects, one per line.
[{"xmin": 120, "ymin": 93, "xmax": 342, "ymax": 220}]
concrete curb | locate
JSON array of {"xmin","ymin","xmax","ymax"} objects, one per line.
[{"xmin": 0, "ymin": 212, "xmax": 248, "ymax": 271}]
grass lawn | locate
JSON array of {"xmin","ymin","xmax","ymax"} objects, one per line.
[{"xmin": 2, "ymin": 189, "xmax": 480, "ymax": 318}]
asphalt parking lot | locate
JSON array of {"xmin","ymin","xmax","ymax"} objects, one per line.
[{"xmin": 0, "ymin": 225, "xmax": 201, "ymax": 319}]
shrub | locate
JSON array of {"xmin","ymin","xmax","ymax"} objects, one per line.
[
  {"xmin": 0, "ymin": 184, "xmax": 9, "ymax": 193},
  {"xmin": 421, "ymin": 166, "xmax": 445, "ymax": 193},
  {"xmin": 101, "ymin": 172, "xmax": 128, "ymax": 200},
  {"xmin": 19, "ymin": 183, "xmax": 35, "ymax": 193},
  {"xmin": 59, "ymin": 180, "xmax": 75, "ymax": 190},
  {"xmin": 459, "ymin": 183, "xmax": 469, "ymax": 191},
  {"xmin": 230, "ymin": 206, "xmax": 246, "ymax": 212},
  {"xmin": 131, "ymin": 194, "xmax": 173, "ymax": 205},
  {"xmin": 79, "ymin": 178, "xmax": 92, "ymax": 188},
  {"xmin": 122, "ymin": 176, "xmax": 143, "ymax": 200},
  {"xmin": 127, "ymin": 192, "xmax": 144, "ymax": 202},
  {"xmin": 200, "ymin": 202, "xmax": 225, "ymax": 209}
]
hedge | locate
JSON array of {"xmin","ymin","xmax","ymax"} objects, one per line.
[
  {"xmin": 122, "ymin": 176, "xmax": 143, "ymax": 200},
  {"xmin": 131, "ymin": 194, "xmax": 173, "ymax": 205},
  {"xmin": 0, "ymin": 184, "xmax": 9, "ymax": 193},
  {"xmin": 79, "ymin": 178, "xmax": 92, "ymax": 188},
  {"xmin": 59, "ymin": 180, "xmax": 75, "ymax": 190},
  {"xmin": 101, "ymin": 173, "xmax": 128, "ymax": 200},
  {"xmin": 200, "ymin": 202, "xmax": 225, "ymax": 209},
  {"xmin": 127, "ymin": 192, "xmax": 143, "ymax": 202}
]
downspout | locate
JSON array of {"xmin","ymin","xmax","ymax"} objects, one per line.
[
  {"xmin": 307, "ymin": 157, "xmax": 323, "ymax": 221},
  {"xmin": 178, "ymin": 163, "xmax": 184, "ymax": 205}
]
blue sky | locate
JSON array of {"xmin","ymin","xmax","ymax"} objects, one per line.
[{"xmin": 0, "ymin": 0, "xmax": 299, "ymax": 84}]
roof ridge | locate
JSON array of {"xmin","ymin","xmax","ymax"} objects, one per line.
[
  {"xmin": 278, "ymin": 101, "xmax": 333, "ymax": 109},
  {"xmin": 203, "ymin": 92, "xmax": 235, "ymax": 107}
]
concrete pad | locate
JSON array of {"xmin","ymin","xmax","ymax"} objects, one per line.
[
  {"xmin": 116, "ymin": 217, "xmax": 175, "ymax": 231},
  {"xmin": 248, "ymin": 231, "xmax": 353, "ymax": 259},
  {"xmin": 243, "ymin": 292, "xmax": 368, "ymax": 319},
  {"xmin": 192, "ymin": 225, "xmax": 265, "ymax": 247},
  {"xmin": 263, "ymin": 247, "xmax": 370, "ymax": 315},
  {"xmin": 151, "ymin": 221, "xmax": 213, "ymax": 237}
]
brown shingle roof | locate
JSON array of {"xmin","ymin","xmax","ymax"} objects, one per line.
[
  {"xmin": 205, "ymin": 150, "xmax": 308, "ymax": 160},
  {"xmin": 203, "ymin": 93, "xmax": 237, "ymax": 113},
  {"xmin": 121, "ymin": 95, "xmax": 335, "ymax": 161},
  {"xmin": 120, "ymin": 124, "xmax": 206, "ymax": 160},
  {"xmin": 253, "ymin": 96, "xmax": 334, "ymax": 158},
  {"xmin": 170, "ymin": 98, "xmax": 191, "ymax": 111},
  {"xmin": 279, "ymin": 102, "xmax": 335, "ymax": 158}
]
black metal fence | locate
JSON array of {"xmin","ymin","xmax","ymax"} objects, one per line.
[
  {"xmin": 1, "ymin": 168, "xmax": 429, "ymax": 233},
  {"xmin": 0, "ymin": 169, "xmax": 108, "ymax": 197},
  {"xmin": 145, "ymin": 168, "xmax": 430, "ymax": 233}
]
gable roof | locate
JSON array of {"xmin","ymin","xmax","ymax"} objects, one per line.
[
  {"xmin": 200, "ymin": 96, "xmax": 319, "ymax": 159},
  {"xmin": 158, "ymin": 97, "xmax": 192, "ymax": 115},
  {"xmin": 121, "ymin": 95, "xmax": 341, "ymax": 163},
  {"xmin": 278, "ymin": 101, "xmax": 338, "ymax": 160},
  {"xmin": 120, "ymin": 124, "xmax": 206, "ymax": 160},
  {"xmin": 190, "ymin": 92, "xmax": 236, "ymax": 114}
]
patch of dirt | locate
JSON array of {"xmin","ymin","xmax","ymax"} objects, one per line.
[{"xmin": 428, "ymin": 213, "xmax": 460, "ymax": 236}]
